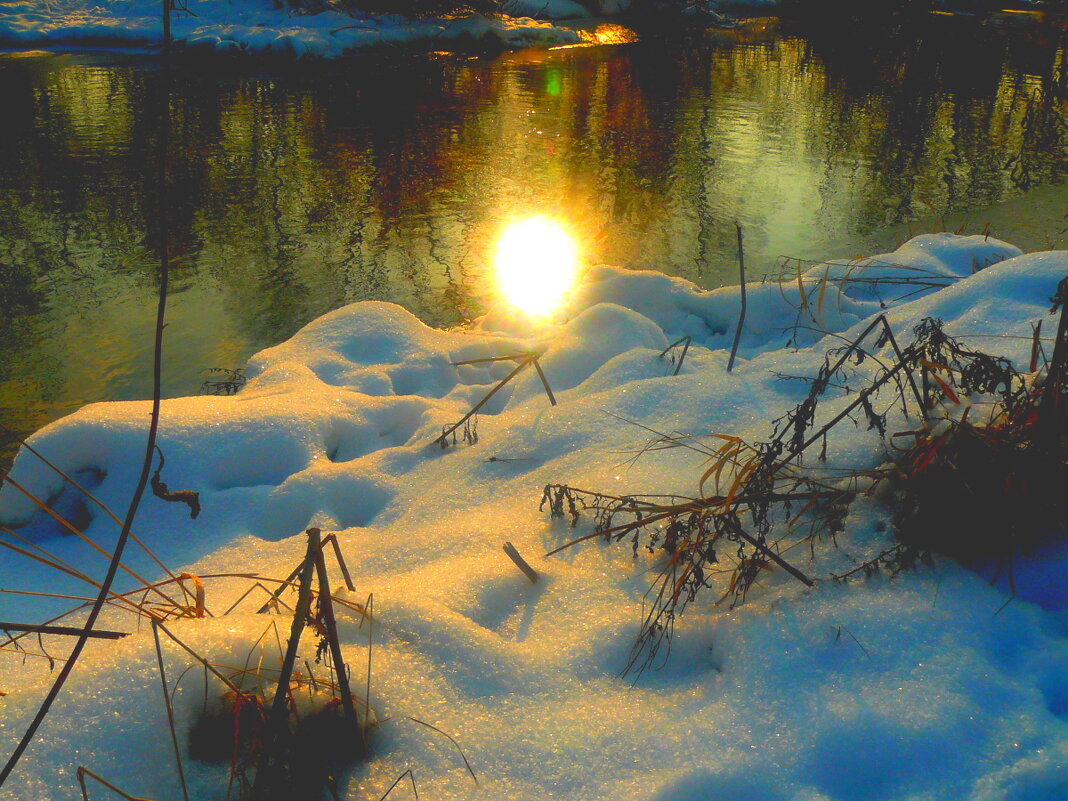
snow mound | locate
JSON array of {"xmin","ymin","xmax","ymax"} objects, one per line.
[{"xmin": 2, "ymin": 234, "xmax": 1068, "ymax": 801}]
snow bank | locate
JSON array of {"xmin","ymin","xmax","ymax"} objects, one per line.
[
  {"xmin": 0, "ymin": 0, "xmax": 583, "ymax": 56},
  {"xmin": 2, "ymin": 234, "xmax": 1068, "ymax": 801},
  {"xmin": 502, "ymin": 0, "xmax": 592, "ymax": 20}
]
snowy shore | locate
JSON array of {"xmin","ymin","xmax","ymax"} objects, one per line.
[
  {"xmin": 2, "ymin": 233, "xmax": 1068, "ymax": 800},
  {"xmin": 0, "ymin": 0, "xmax": 588, "ymax": 57}
]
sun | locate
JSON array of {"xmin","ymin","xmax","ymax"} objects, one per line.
[{"xmin": 494, "ymin": 216, "xmax": 580, "ymax": 317}]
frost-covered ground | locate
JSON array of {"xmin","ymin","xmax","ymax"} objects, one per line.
[{"xmin": 3, "ymin": 233, "xmax": 1068, "ymax": 800}]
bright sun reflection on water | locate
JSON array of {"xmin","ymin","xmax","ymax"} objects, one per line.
[{"xmin": 495, "ymin": 217, "xmax": 579, "ymax": 316}]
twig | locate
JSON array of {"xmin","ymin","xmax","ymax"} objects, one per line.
[
  {"xmin": 310, "ymin": 529, "xmax": 359, "ymax": 731},
  {"xmin": 0, "ymin": 30, "xmax": 173, "ymax": 783},
  {"xmin": 531, "ymin": 358, "xmax": 557, "ymax": 406},
  {"xmin": 324, "ymin": 534, "xmax": 357, "ymax": 592},
  {"xmin": 365, "ymin": 593, "xmax": 374, "ymax": 722},
  {"xmin": 77, "ymin": 766, "xmax": 158, "ymax": 801},
  {"xmin": 437, "ymin": 356, "xmax": 532, "ymax": 446},
  {"xmin": 152, "ymin": 621, "xmax": 189, "ymax": 801},
  {"xmin": 502, "ymin": 542, "xmax": 538, "ymax": 583},
  {"xmin": 727, "ymin": 223, "xmax": 748, "ymax": 373},
  {"xmin": 250, "ymin": 529, "xmax": 318, "ymax": 800},
  {"xmin": 0, "ymin": 622, "xmax": 128, "ymax": 640},
  {"xmin": 378, "ymin": 769, "xmax": 417, "ymax": 800},
  {"xmin": 658, "ymin": 336, "xmax": 692, "ymax": 377},
  {"xmin": 153, "ymin": 622, "xmax": 245, "ymax": 696}
]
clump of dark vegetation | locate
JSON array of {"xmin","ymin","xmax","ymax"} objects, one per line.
[
  {"xmin": 188, "ymin": 685, "xmax": 369, "ymax": 801},
  {"xmin": 182, "ymin": 529, "xmax": 373, "ymax": 801},
  {"xmin": 542, "ymin": 278, "xmax": 1068, "ymax": 675},
  {"xmin": 200, "ymin": 367, "xmax": 247, "ymax": 396},
  {"xmin": 891, "ymin": 284, "xmax": 1068, "ymax": 562}
]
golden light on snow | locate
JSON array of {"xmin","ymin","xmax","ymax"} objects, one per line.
[{"xmin": 495, "ymin": 217, "xmax": 580, "ymax": 316}]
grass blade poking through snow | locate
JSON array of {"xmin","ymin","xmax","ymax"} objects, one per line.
[
  {"xmin": 151, "ymin": 620, "xmax": 190, "ymax": 801},
  {"xmin": 76, "ymin": 766, "xmax": 158, "ymax": 801},
  {"xmin": 727, "ymin": 222, "xmax": 747, "ymax": 373},
  {"xmin": 658, "ymin": 336, "xmax": 692, "ymax": 377}
]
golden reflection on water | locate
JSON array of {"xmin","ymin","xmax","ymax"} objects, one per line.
[
  {"xmin": 494, "ymin": 216, "xmax": 580, "ymax": 317},
  {"xmin": 574, "ymin": 23, "xmax": 640, "ymax": 46}
]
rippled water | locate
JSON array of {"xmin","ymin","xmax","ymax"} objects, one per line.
[{"xmin": 2, "ymin": 13, "xmax": 1068, "ymax": 460}]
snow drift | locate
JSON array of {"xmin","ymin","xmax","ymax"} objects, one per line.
[{"xmin": 2, "ymin": 233, "xmax": 1068, "ymax": 801}]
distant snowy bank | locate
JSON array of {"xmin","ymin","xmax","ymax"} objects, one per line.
[
  {"xmin": 0, "ymin": 0, "xmax": 796, "ymax": 56},
  {"xmin": 3, "ymin": 234, "xmax": 1068, "ymax": 800},
  {"xmin": 1, "ymin": 0, "xmax": 1057, "ymax": 57},
  {"xmin": 0, "ymin": 0, "xmax": 586, "ymax": 57}
]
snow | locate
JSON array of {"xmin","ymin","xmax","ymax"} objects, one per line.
[
  {"xmin": 0, "ymin": 0, "xmax": 584, "ymax": 57},
  {"xmin": 502, "ymin": 0, "xmax": 592, "ymax": 20},
  {"xmin": 3, "ymin": 233, "xmax": 1068, "ymax": 800}
]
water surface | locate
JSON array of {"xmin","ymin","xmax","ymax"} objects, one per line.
[{"xmin": 2, "ymin": 14, "xmax": 1068, "ymax": 460}]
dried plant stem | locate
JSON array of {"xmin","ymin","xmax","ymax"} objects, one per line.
[
  {"xmin": 250, "ymin": 529, "xmax": 318, "ymax": 800},
  {"xmin": 658, "ymin": 336, "xmax": 692, "ymax": 377},
  {"xmin": 0, "ymin": 622, "xmax": 127, "ymax": 640},
  {"xmin": 325, "ymin": 534, "xmax": 357, "ymax": 592},
  {"xmin": 0, "ymin": 589, "xmax": 96, "ymax": 603},
  {"xmin": 438, "ymin": 357, "xmax": 532, "ymax": 445},
  {"xmin": 77, "ymin": 766, "xmax": 158, "ymax": 801},
  {"xmin": 365, "ymin": 593, "xmax": 374, "ymax": 720},
  {"xmin": 727, "ymin": 223, "xmax": 748, "ymax": 373},
  {"xmin": 874, "ymin": 317, "xmax": 925, "ymax": 416},
  {"xmin": 450, "ymin": 353, "xmax": 533, "ymax": 366},
  {"xmin": 545, "ymin": 487, "xmax": 843, "ymax": 557},
  {"xmin": 440, "ymin": 352, "xmax": 557, "ymax": 446},
  {"xmin": 0, "ymin": 470, "xmax": 183, "ymax": 611},
  {"xmin": 775, "ymin": 358, "xmax": 914, "ymax": 471},
  {"xmin": 153, "ymin": 621, "xmax": 246, "ymax": 696},
  {"xmin": 378, "ymin": 769, "xmax": 417, "ymax": 800},
  {"xmin": 310, "ymin": 529, "xmax": 359, "ymax": 730},
  {"xmin": 255, "ymin": 533, "xmax": 354, "ymax": 613},
  {"xmin": 502, "ymin": 542, "xmax": 538, "ymax": 583},
  {"xmin": 151, "ymin": 621, "xmax": 189, "ymax": 801},
  {"xmin": 0, "ymin": 421, "xmax": 190, "ymax": 605},
  {"xmin": 224, "ymin": 582, "xmax": 293, "ymax": 616},
  {"xmin": 531, "ymin": 358, "xmax": 558, "ymax": 406},
  {"xmin": 0, "ymin": 571, "xmax": 240, "ymax": 652},
  {"xmin": 404, "ymin": 716, "xmax": 478, "ymax": 785}
]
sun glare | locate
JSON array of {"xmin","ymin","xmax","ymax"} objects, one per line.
[{"xmin": 495, "ymin": 217, "xmax": 580, "ymax": 317}]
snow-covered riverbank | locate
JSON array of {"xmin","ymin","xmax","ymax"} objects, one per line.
[
  {"xmin": 0, "ymin": 0, "xmax": 589, "ymax": 56},
  {"xmin": 2, "ymin": 233, "xmax": 1067, "ymax": 800}
]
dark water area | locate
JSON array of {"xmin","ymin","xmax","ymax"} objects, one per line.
[{"xmin": 1, "ymin": 12, "xmax": 1068, "ymax": 461}]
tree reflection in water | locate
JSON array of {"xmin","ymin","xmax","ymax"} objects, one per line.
[{"xmin": 0, "ymin": 14, "xmax": 1066, "ymax": 460}]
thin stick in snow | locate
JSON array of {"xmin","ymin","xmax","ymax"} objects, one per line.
[
  {"xmin": 152, "ymin": 620, "xmax": 190, "ymax": 801},
  {"xmin": 728, "ymin": 223, "xmax": 747, "ymax": 373},
  {"xmin": 503, "ymin": 542, "xmax": 539, "ymax": 583}
]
